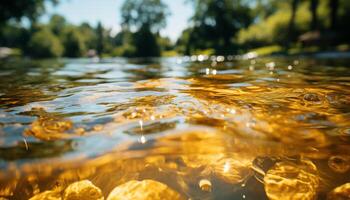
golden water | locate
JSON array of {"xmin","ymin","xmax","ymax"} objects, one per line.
[{"xmin": 0, "ymin": 57, "xmax": 350, "ymax": 199}]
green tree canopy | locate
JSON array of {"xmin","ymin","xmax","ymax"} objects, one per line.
[
  {"xmin": 96, "ymin": 22, "xmax": 104, "ymax": 55},
  {"xmin": 62, "ymin": 27, "xmax": 86, "ymax": 57},
  {"xmin": 120, "ymin": 0, "xmax": 169, "ymax": 57},
  {"xmin": 27, "ymin": 27, "xmax": 63, "ymax": 58},
  {"xmin": 0, "ymin": 0, "xmax": 57, "ymax": 24},
  {"xmin": 121, "ymin": 0, "xmax": 170, "ymax": 33},
  {"xmin": 49, "ymin": 14, "xmax": 66, "ymax": 35},
  {"xmin": 133, "ymin": 24, "xmax": 160, "ymax": 57},
  {"xmin": 186, "ymin": 0, "xmax": 252, "ymax": 55}
]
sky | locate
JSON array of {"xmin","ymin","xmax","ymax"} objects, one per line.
[{"xmin": 42, "ymin": 0, "xmax": 193, "ymax": 41}]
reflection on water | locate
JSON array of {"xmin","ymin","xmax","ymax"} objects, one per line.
[{"xmin": 0, "ymin": 56, "xmax": 350, "ymax": 199}]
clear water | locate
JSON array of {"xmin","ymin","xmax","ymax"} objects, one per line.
[{"xmin": 0, "ymin": 56, "xmax": 350, "ymax": 199}]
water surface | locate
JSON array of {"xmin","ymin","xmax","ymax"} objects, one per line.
[{"xmin": 0, "ymin": 56, "xmax": 350, "ymax": 199}]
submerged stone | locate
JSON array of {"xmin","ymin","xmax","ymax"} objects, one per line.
[
  {"xmin": 264, "ymin": 159, "xmax": 319, "ymax": 200},
  {"xmin": 29, "ymin": 190, "xmax": 61, "ymax": 200},
  {"xmin": 63, "ymin": 180, "xmax": 103, "ymax": 200},
  {"xmin": 106, "ymin": 179, "xmax": 183, "ymax": 200},
  {"xmin": 327, "ymin": 183, "xmax": 350, "ymax": 200},
  {"xmin": 202, "ymin": 157, "xmax": 252, "ymax": 184}
]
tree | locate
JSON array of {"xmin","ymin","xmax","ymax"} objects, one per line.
[
  {"xmin": 120, "ymin": 0, "xmax": 170, "ymax": 57},
  {"xmin": 329, "ymin": 0, "xmax": 339, "ymax": 30},
  {"xmin": 27, "ymin": 28, "xmax": 63, "ymax": 58},
  {"xmin": 310, "ymin": 0, "xmax": 319, "ymax": 30},
  {"xmin": 49, "ymin": 14, "xmax": 66, "ymax": 36},
  {"xmin": 133, "ymin": 24, "xmax": 160, "ymax": 57},
  {"xmin": 0, "ymin": 0, "xmax": 58, "ymax": 24},
  {"xmin": 0, "ymin": 22, "xmax": 30, "ymax": 49},
  {"xmin": 288, "ymin": 0, "xmax": 299, "ymax": 43},
  {"xmin": 186, "ymin": 0, "xmax": 252, "ymax": 55},
  {"xmin": 121, "ymin": 0, "xmax": 169, "ymax": 32},
  {"xmin": 96, "ymin": 21, "xmax": 104, "ymax": 56},
  {"xmin": 79, "ymin": 23, "xmax": 97, "ymax": 50},
  {"xmin": 62, "ymin": 27, "xmax": 85, "ymax": 57}
]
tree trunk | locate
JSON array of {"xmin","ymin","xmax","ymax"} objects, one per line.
[
  {"xmin": 310, "ymin": 0, "xmax": 319, "ymax": 30},
  {"xmin": 288, "ymin": 0, "xmax": 299, "ymax": 44},
  {"xmin": 329, "ymin": 0, "xmax": 339, "ymax": 30}
]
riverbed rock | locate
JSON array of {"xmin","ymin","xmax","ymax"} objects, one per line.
[
  {"xmin": 29, "ymin": 190, "xmax": 61, "ymax": 200},
  {"xmin": 327, "ymin": 183, "xmax": 350, "ymax": 200},
  {"xmin": 264, "ymin": 159, "xmax": 319, "ymax": 200},
  {"xmin": 63, "ymin": 180, "xmax": 103, "ymax": 200},
  {"xmin": 106, "ymin": 179, "xmax": 183, "ymax": 200}
]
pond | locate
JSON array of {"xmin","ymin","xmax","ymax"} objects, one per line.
[{"xmin": 0, "ymin": 56, "xmax": 350, "ymax": 199}]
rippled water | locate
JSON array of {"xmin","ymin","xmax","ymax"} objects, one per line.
[{"xmin": 0, "ymin": 56, "xmax": 350, "ymax": 199}]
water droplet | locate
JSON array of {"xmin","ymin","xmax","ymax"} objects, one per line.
[
  {"xmin": 205, "ymin": 68, "xmax": 210, "ymax": 75},
  {"xmin": 131, "ymin": 112, "xmax": 137, "ymax": 118},
  {"xmin": 140, "ymin": 135, "xmax": 146, "ymax": 144},
  {"xmin": 303, "ymin": 93, "xmax": 321, "ymax": 102},
  {"xmin": 216, "ymin": 56, "xmax": 225, "ymax": 62},
  {"xmin": 199, "ymin": 179, "xmax": 212, "ymax": 192},
  {"xmin": 93, "ymin": 124, "xmax": 103, "ymax": 131},
  {"xmin": 288, "ymin": 65, "xmax": 293, "ymax": 70},
  {"xmin": 223, "ymin": 161, "xmax": 230, "ymax": 173},
  {"xmin": 265, "ymin": 62, "xmax": 275, "ymax": 70},
  {"xmin": 191, "ymin": 55, "xmax": 197, "ymax": 62},
  {"xmin": 328, "ymin": 155, "xmax": 350, "ymax": 173},
  {"xmin": 139, "ymin": 120, "xmax": 143, "ymax": 131},
  {"xmin": 176, "ymin": 58, "xmax": 182, "ymax": 64},
  {"xmin": 198, "ymin": 55, "xmax": 205, "ymax": 62},
  {"xmin": 249, "ymin": 66, "xmax": 255, "ymax": 71},
  {"xmin": 212, "ymin": 69, "xmax": 217, "ymax": 75}
]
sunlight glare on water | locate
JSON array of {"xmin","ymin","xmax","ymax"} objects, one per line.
[{"xmin": 0, "ymin": 57, "xmax": 350, "ymax": 199}]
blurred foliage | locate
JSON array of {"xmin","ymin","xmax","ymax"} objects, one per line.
[
  {"xmin": 119, "ymin": 0, "xmax": 170, "ymax": 57},
  {"xmin": 121, "ymin": 0, "xmax": 170, "ymax": 32},
  {"xmin": 182, "ymin": 0, "xmax": 252, "ymax": 55},
  {"xmin": 62, "ymin": 27, "xmax": 86, "ymax": 57},
  {"xmin": 27, "ymin": 27, "xmax": 63, "ymax": 58},
  {"xmin": 237, "ymin": 0, "xmax": 350, "ymax": 51},
  {"xmin": 237, "ymin": 1, "xmax": 317, "ymax": 47},
  {"xmin": 96, "ymin": 22, "xmax": 104, "ymax": 56},
  {"xmin": 0, "ymin": 0, "xmax": 57, "ymax": 24},
  {"xmin": 0, "ymin": 22, "xmax": 30, "ymax": 50},
  {"xmin": 133, "ymin": 24, "xmax": 161, "ymax": 57},
  {"xmin": 249, "ymin": 45, "xmax": 284, "ymax": 56}
]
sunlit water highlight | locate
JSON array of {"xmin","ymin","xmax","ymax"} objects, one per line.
[{"xmin": 0, "ymin": 56, "xmax": 350, "ymax": 199}]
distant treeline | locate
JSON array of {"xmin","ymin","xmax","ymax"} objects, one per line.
[{"xmin": 0, "ymin": 0, "xmax": 349, "ymax": 58}]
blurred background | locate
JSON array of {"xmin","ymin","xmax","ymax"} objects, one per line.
[{"xmin": 0, "ymin": 0, "xmax": 349, "ymax": 58}]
